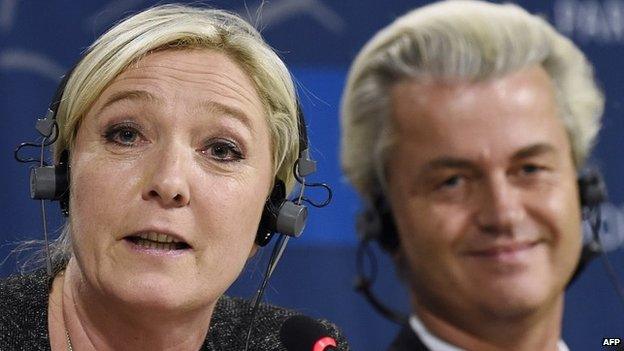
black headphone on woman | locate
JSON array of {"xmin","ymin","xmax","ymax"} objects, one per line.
[{"xmin": 16, "ymin": 58, "xmax": 332, "ymax": 247}]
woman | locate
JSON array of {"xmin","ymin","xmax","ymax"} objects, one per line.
[{"xmin": 1, "ymin": 4, "xmax": 347, "ymax": 350}]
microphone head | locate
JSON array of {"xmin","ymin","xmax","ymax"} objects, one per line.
[{"xmin": 279, "ymin": 315, "xmax": 337, "ymax": 351}]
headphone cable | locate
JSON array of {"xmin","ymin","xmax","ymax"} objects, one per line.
[
  {"xmin": 243, "ymin": 233, "xmax": 290, "ymax": 350},
  {"xmin": 591, "ymin": 206, "xmax": 624, "ymax": 308},
  {"xmin": 354, "ymin": 240, "xmax": 408, "ymax": 325},
  {"xmin": 38, "ymin": 136, "xmax": 53, "ymax": 276}
]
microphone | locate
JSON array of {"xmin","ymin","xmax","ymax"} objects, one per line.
[{"xmin": 279, "ymin": 315, "xmax": 338, "ymax": 351}]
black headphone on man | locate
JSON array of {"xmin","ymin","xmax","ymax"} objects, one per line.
[
  {"xmin": 354, "ymin": 168, "xmax": 609, "ymax": 324},
  {"xmin": 17, "ymin": 57, "xmax": 332, "ymax": 248}
]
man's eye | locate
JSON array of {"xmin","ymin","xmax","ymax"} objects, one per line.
[
  {"xmin": 520, "ymin": 164, "xmax": 544, "ymax": 175},
  {"xmin": 103, "ymin": 124, "xmax": 143, "ymax": 146},
  {"xmin": 439, "ymin": 175, "xmax": 464, "ymax": 189},
  {"xmin": 203, "ymin": 140, "xmax": 244, "ymax": 162}
]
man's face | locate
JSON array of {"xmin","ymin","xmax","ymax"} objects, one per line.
[{"xmin": 386, "ymin": 66, "xmax": 582, "ymax": 326}]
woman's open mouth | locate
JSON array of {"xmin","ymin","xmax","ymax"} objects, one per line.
[{"xmin": 124, "ymin": 232, "xmax": 191, "ymax": 251}]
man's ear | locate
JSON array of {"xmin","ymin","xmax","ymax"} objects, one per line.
[{"xmin": 393, "ymin": 247, "xmax": 412, "ymax": 284}]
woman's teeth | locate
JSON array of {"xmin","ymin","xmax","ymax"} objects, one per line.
[
  {"xmin": 137, "ymin": 232, "xmax": 180, "ymax": 243},
  {"xmin": 130, "ymin": 232, "xmax": 188, "ymax": 250}
]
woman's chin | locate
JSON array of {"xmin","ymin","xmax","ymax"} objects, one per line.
[{"xmin": 100, "ymin": 275, "xmax": 216, "ymax": 314}]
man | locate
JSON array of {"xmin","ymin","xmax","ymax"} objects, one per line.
[{"xmin": 340, "ymin": 1, "xmax": 604, "ymax": 350}]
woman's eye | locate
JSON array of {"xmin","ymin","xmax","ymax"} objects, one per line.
[
  {"xmin": 203, "ymin": 140, "xmax": 244, "ymax": 162},
  {"xmin": 116, "ymin": 129, "xmax": 138, "ymax": 144},
  {"xmin": 103, "ymin": 124, "xmax": 143, "ymax": 147}
]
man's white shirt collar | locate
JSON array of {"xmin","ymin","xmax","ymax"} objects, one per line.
[{"xmin": 409, "ymin": 314, "xmax": 569, "ymax": 351}]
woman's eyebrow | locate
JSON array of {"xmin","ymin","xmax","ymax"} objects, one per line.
[
  {"xmin": 96, "ymin": 89, "xmax": 160, "ymax": 115},
  {"xmin": 195, "ymin": 100, "xmax": 254, "ymax": 132}
]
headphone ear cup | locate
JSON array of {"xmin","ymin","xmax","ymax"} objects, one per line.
[
  {"xmin": 357, "ymin": 195, "xmax": 399, "ymax": 252},
  {"xmin": 255, "ymin": 179, "xmax": 310, "ymax": 246},
  {"xmin": 255, "ymin": 180, "xmax": 287, "ymax": 246},
  {"xmin": 356, "ymin": 204, "xmax": 382, "ymax": 243},
  {"xmin": 29, "ymin": 150, "xmax": 70, "ymax": 216},
  {"xmin": 570, "ymin": 167, "xmax": 608, "ymax": 283},
  {"xmin": 578, "ymin": 168, "xmax": 607, "ymax": 209},
  {"xmin": 274, "ymin": 201, "xmax": 308, "ymax": 237},
  {"xmin": 29, "ymin": 166, "xmax": 65, "ymax": 200}
]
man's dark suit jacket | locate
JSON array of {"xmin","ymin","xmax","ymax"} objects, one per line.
[{"xmin": 388, "ymin": 324, "xmax": 430, "ymax": 351}]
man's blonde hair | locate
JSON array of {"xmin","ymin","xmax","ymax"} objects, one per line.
[{"xmin": 341, "ymin": 0, "xmax": 604, "ymax": 198}]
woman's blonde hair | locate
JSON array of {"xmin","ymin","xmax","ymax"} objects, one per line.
[{"xmin": 341, "ymin": 0, "xmax": 604, "ymax": 198}]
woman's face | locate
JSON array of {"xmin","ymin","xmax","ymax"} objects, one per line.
[{"xmin": 69, "ymin": 49, "xmax": 273, "ymax": 311}]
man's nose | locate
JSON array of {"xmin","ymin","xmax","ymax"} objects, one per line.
[
  {"xmin": 476, "ymin": 174, "xmax": 525, "ymax": 235},
  {"xmin": 141, "ymin": 145, "xmax": 191, "ymax": 208}
]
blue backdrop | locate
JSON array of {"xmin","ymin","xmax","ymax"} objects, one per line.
[{"xmin": 1, "ymin": 1, "xmax": 623, "ymax": 350}]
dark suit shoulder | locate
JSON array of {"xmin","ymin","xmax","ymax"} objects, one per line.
[
  {"xmin": 0, "ymin": 270, "xmax": 51, "ymax": 350},
  {"xmin": 388, "ymin": 324, "xmax": 429, "ymax": 351}
]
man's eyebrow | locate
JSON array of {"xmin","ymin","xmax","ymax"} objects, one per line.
[
  {"xmin": 511, "ymin": 143, "xmax": 557, "ymax": 161},
  {"xmin": 196, "ymin": 100, "xmax": 254, "ymax": 131},
  {"xmin": 421, "ymin": 144, "xmax": 558, "ymax": 173},
  {"xmin": 96, "ymin": 90, "xmax": 158, "ymax": 115},
  {"xmin": 422, "ymin": 157, "xmax": 475, "ymax": 172}
]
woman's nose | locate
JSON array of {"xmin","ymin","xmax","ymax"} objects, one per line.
[{"xmin": 141, "ymin": 146, "xmax": 191, "ymax": 208}]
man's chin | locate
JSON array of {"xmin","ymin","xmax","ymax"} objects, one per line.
[{"xmin": 471, "ymin": 281, "xmax": 563, "ymax": 320}]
